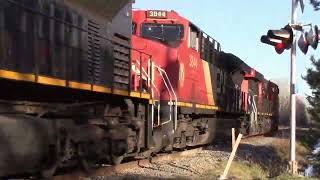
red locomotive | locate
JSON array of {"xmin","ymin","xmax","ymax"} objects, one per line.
[
  {"xmin": 131, "ymin": 10, "xmax": 279, "ymax": 148},
  {"xmin": 0, "ymin": 1, "xmax": 278, "ymax": 178}
]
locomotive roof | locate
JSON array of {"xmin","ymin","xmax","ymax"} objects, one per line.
[
  {"xmin": 218, "ymin": 52, "xmax": 267, "ymax": 82},
  {"xmin": 255, "ymin": 71, "xmax": 264, "ymax": 82},
  {"xmin": 65, "ymin": 0, "xmax": 130, "ymax": 20},
  {"xmin": 218, "ymin": 52, "xmax": 251, "ymax": 73}
]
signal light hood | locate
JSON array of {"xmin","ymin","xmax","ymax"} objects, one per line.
[
  {"xmin": 298, "ymin": 32, "xmax": 309, "ymax": 54},
  {"xmin": 260, "ymin": 24, "xmax": 293, "ymax": 54}
]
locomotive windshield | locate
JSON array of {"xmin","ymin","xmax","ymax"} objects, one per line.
[{"xmin": 141, "ymin": 23, "xmax": 184, "ymax": 46}]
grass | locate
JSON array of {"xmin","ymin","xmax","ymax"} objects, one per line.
[
  {"xmin": 271, "ymin": 138, "xmax": 309, "ymax": 165},
  {"xmin": 208, "ymin": 160, "xmax": 267, "ymax": 180},
  {"xmin": 299, "ymin": 127, "xmax": 320, "ymax": 149},
  {"xmin": 206, "ymin": 136, "xmax": 316, "ymax": 179},
  {"xmin": 274, "ymin": 173, "xmax": 319, "ymax": 180},
  {"xmin": 207, "ymin": 160, "xmax": 318, "ymax": 180}
]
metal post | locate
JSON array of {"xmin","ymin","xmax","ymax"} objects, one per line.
[{"xmin": 290, "ymin": 0, "xmax": 298, "ymax": 175}]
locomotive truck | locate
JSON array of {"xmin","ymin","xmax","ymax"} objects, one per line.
[{"xmin": 0, "ymin": 0, "xmax": 279, "ymax": 178}]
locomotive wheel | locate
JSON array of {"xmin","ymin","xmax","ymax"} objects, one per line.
[
  {"xmin": 77, "ymin": 143, "xmax": 96, "ymax": 174},
  {"xmin": 79, "ymin": 157, "xmax": 95, "ymax": 174},
  {"xmin": 41, "ymin": 165, "xmax": 57, "ymax": 180},
  {"xmin": 41, "ymin": 133, "xmax": 72, "ymax": 178},
  {"xmin": 41, "ymin": 147, "xmax": 58, "ymax": 178},
  {"xmin": 111, "ymin": 155, "xmax": 124, "ymax": 165},
  {"xmin": 239, "ymin": 116, "xmax": 249, "ymax": 135}
]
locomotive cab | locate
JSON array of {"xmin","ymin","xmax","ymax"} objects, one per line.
[
  {"xmin": 132, "ymin": 10, "xmax": 185, "ymax": 46},
  {"xmin": 132, "ymin": 10, "xmax": 225, "ymax": 149},
  {"xmin": 132, "ymin": 10, "xmax": 222, "ymax": 105},
  {"xmin": 139, "ymin": 23, "xmax": 184, "ymax": 47}
]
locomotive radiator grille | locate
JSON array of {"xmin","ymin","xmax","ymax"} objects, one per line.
[
  {"xmin": 113, "ymin": 34, "xmax": 131, "ymax": 90},
  {"xmin": 87, "ymin": 20, "xmax": 101, "ymax": 84}
]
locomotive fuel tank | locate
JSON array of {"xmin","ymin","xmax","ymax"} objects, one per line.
[{"xmin": 0, "ymin": 114, "xmax": 57, "ymax": 177}]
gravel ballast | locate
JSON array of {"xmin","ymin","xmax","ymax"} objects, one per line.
[{"xmin": 82, "ymin": 130, "xmax": 300, "ymax": 180}]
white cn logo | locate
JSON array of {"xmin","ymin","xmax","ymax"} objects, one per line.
[{"xmin": 189, "ymin": 55, "xmax": 198, "ymax": 69}]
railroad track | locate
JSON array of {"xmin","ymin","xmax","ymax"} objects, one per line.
[
  {"xmin": 243, "ymin": 133, "xmax": 269, "ymax": 139},
  {"xmin": 4, "ymin": 134, "xmax": 268, "ymax": 180},
  {"xmin": 53, "ymin": 147, "xmax": 204, "ymax": 180},
  {"xmin": 53, "ymin": 133, "xmax": 271, "ymax": 180}
]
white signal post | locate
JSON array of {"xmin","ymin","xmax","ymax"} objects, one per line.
[{"xmin": 290, "ymin": 0, "xmax": 298, "ymax": 175}]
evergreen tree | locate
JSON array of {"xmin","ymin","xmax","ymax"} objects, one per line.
[
  {"xmin": 310, "ymin": 0, "xmax": 320, "ymax": 10},
  {"xmin": 304, "ymin": 56, "xmax": 320, "ymax": 124}
]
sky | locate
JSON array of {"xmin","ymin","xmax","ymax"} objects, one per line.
[{"xmin": 133, "ymin": 0, "xmax": 320, "ymax": 98}]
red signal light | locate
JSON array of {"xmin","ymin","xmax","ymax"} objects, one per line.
[
  {"xmin": 276, "ymin": 42, "xmax": 284, "ymax": 50},
  {"xmin": 275, "ymin": 42, "xmax": 285, "ymax": 54}
]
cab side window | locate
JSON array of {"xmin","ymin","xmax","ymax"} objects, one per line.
[
  {"xmin": 189, "ymin": 25, "xmax": 199, "ymax": 51},
  {"xmin": 132, "ymin": 22, "xmax": 137, "ymax": 35},
  {"xmin": 216, "ymin": 67, "xmax": 224, "ymax": 94}
]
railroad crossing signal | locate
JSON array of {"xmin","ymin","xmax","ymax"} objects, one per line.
[
  {"xmin": 260, "ymin": 25, "xmax": 293, "ymax": 54},
  {"xmin": 298, "ymin": 25, "xmax": 319, "ymax": 54}
]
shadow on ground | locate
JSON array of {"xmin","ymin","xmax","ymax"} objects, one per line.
[
  {"xmin": 237, "ymin": 143, "xmax": 287, "ymax": 177},
  {"xmin": 85, "ymin": 175, "xmax": 190, "ymax": 180}
]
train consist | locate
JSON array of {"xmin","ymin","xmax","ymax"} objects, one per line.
[{"xmin": 0, "ymin": 0, "xmax": 279, "ymax": 178}]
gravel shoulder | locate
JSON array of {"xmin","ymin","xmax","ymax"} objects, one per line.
[{"xmin": 87, "ymin": 148, "xmax": 231, "ymax": 180}]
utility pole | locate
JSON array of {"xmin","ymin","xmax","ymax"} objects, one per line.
[{"xmin": 290, "ymin": 0, "xmax": 298, "ymax": 175}]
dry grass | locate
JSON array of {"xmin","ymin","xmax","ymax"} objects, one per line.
[
  {"xmin": 208, "ymin": 160, "xmax": 267, "ymax": 180},
  {"xmin": 207, "ymin": 160, "xmax": 318, "ymax": 180},
  {"xmin": 271, "ymin": 138, "xmax": 309, "ymax": 165},
  {"xmin": 207, "ymin": 138, "xmax": 311, "ymax": 179},
  {"xmin": 275, "ymin": 173, "xmax": 319, "ymax": 180}
]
